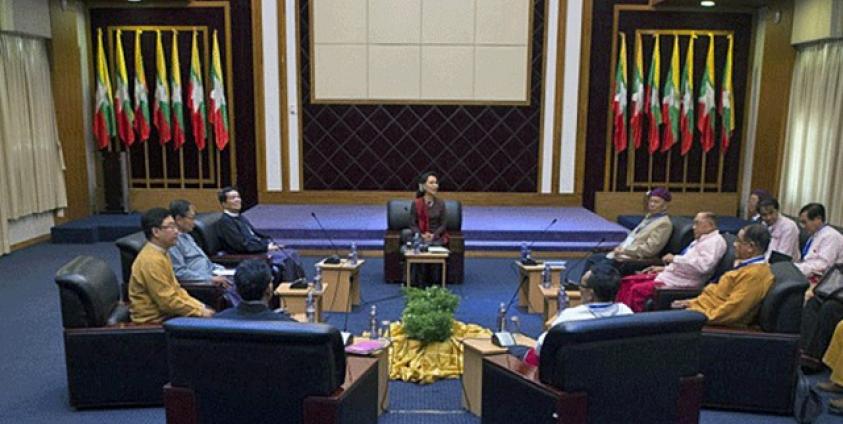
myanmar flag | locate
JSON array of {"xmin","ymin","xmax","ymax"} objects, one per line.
[
  {"xmin": 679, "ymin": 36, "xmax": 695, "ymax": 156},
  {"xmin": 170, "ymin": 30, "xmax": 185, "ymax": 149},
  {"xmin": 188, "ymin": 30, "xmax": 207, "ymax": 150},
  {"xmin": 113, "ymin": 29, "xmax": 135, "ymax": 147},
  {"xmin": 134, "ymin": 30, "xmax": 150, "ymax": 143},
  {"xmin": 661, "ymin": 35, "xmax": 680, "ymax": 153},
  {"xmin": 93, "ymin": 28, "xmax": 115, "ymax": 150},
  {"xmin": 209, "ymin": 30, "xmax": 230, "ymax": 150},
  {"xmin": 720, "ymin": 35, "xmax": 735, "ymax": 152},
  {"xmin": 612, "ymin": 33, "xmax": 628, "ymax": 153},
  {"xmin": 629, "ymin": 32, "xmax": 644, "ymax": 150},
  {"xmin": 697, "ymin": 34, "xmax": 716, "ymax": 153},
  {"xmin": 645, "ymin": 34, "xmax": 662, "ymax": 154},
  {"xmin": 153, "ymin": 30, "xmax": 171, "ymax": 144}
]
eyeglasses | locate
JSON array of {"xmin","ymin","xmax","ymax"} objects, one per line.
[{"xmin": 158, "ymin": 224, "xmax": 178, "ymax": 231}]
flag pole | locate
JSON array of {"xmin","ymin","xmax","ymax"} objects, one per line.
[
  {"xmin": 161, "ymin": 144, "xmax": 168, "ymax": 189},
  {"xmin": 700, "ymin": 151, "xmax": 707, "ymax": 192},
  {"xmin": 717, "ymin": 151, "xmax": 724, "ymax": 193},
  {"xmin": 144, "ymin": 142, "xmax": 151, "ymax": 188}
]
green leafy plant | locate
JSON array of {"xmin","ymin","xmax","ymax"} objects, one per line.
[{"xmin": 401, "ymin": 286, "xmax": 460, "ymax": 343}]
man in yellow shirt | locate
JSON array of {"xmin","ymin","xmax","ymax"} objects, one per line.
[
  {"xmin": 673, "ymin": 224, "xmax": 774, "ymax": 327},
  {"xmin": 129, "ymin": 208, "xmax": 214, "ymax": 323}
]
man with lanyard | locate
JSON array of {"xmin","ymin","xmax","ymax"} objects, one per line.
[
  {"xmin": 168, "ymin": 199, "xmax": 241, "ymax": 306},
  {"xmin": 798, "ymin": 203, "xmax": 843, "ymax": 372},
  {"xmin": 673, "ymin": 224, "xmax": 774, "ymax": 327},
  {"xmin": 579, "ymin": 188, "xmax": 673, "ymax": 286},
  {"xmin": 758, "ymin": 197, "xmax": 801, "ymax": 261}
]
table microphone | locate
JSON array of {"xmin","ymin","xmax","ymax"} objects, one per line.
[
  {"xmin": 521, "ymin": 218, "xmax": 559, "ymax": 265},
  {"xmin": 310, "ymin": 212, "xmax": 342, "ymax": 264}
]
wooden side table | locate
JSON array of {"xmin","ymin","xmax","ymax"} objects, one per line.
[
  {"xmin": 317, "ymin": 259, "xmax": 365, "ymax": 312},
  {"xmin": 515, "ymin": 261, "xmax": 566, "ymax": 313},
  {"xmin": 274, "ymin": 283, "xmax": 327, "ymax": 322},
  {"xmin": 404, "ymin": 250, "xmax": 449, "ymax": 288},
  {"xmin": 462, "ymin": 335, "xmax": 536, "ymax": 416},
  {"xmin": 539, "ymin": 286, "xmax": 582, "ymax": 324},
  {"xmin": 350, "ymin": 337, "xmax": 390, "ymax": 416}
]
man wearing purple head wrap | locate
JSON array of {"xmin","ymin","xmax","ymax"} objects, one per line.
[{"xmin": 580, "ymin": 188, "xmax": 673, "ymax": 286}]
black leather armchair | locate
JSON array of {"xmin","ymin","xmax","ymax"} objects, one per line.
[
  {"xmin": 115, "ymin": 230, "xmax": 227, "ymax": 310},
  {"xmin": 191, "ymin": 212, "xmax": 270, "ymax": 267},
  {"xmin": 616, "ymin": 216, "xmax": 695, "ymax": 271},
  {"xmin": 163, "ymin": 318, "xmax": 378, "ymax": 424},
  {"xmin": 482, "ymin": 310, "xmax": 706, "ymax": 424},
  {"xmin": 383, "ymin": 199, "xmax": 464, "ymax": 284},
  {"xmin": 699, "ymin": 261, "xmax": 808, "ymax": 414},
  {"xmin": 55, "ymin": 255, "xmax": 168, "ymax": 408}
]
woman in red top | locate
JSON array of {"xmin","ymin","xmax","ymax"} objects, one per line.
[{"xmin": 408, "ymin": 172, "xmax": 449, "ymax": 286}]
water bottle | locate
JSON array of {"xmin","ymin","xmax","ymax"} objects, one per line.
[
  {"xmin": 349, "ymin": 242, "xmax": 358, "ymax": 265},
  {"xmin": 305, "ymin": 283, "xmax": 316, "ymax": 323},
  {"xmin": 520, "ymin": 242, "xmax": 528, "ymax": 262},
  {"xmin": 542, "ymin": 263, "xmax": 552, "ymax": 289},
  {"xmin": 557, "ymin": 287, "xmax": 569, "ymax": 315},
  {"xmin": 412, "ymin": 233, "xmax": 421, "ymax": 254},
  {"xmin": 313, "ymin": 270, "xmax": 323, "ymax": 292},
  {"xmin": 497, "ymin": 302, "xmax": 507, "ymax": 332},
  {"xmin": 369, "ymin": 305, "xmax": 378, "ymax": 338}
]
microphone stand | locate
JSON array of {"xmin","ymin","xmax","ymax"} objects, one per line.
[
  {"xmin": 311, "ymin": 212, "xmax": 342, "ymax": 264},
  {"xmin": 522, "ymin": 218, "xmax": 559, "ymax": 265}
]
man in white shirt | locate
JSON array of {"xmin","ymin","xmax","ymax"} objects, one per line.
[
  {"xmin": 616, "ymin": 212, "xmax": 727, "ymax": 312},
  {"xmin": 797, "ymin": 203, "xmax": 843, "ymax": 283},
  {"xmin": 758, "ymin": 198, "xmax": 800, "ymax": 261}
]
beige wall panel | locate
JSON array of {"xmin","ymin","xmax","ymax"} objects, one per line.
[
  {"xmin": 314, "ymin": 45, "xmax": 368, "ymax": 99},
  {"xmin": 476, "ymin": 0, "xmax": 530, "ymax": 45},
  {"xmin": 313, "ymin": 0, "xmax": 367, "ymax": 44},
  {"xmin": 369, "ymin": 0, "xmax": 421, "ymax": 44},
  {"xmin": 474, "ymin": 46, "xmax": 528, "ymax": 100},
  {"xmin": 369, "ymin": 45, "xmax": 421, "ymax": 98},
  {"xmin": 421, "ymin": 0, "xmax": 475, "ymax": 44},
  {"xmin": 420, "ymin": 46, "xmax": 474, "ymax": 99}
]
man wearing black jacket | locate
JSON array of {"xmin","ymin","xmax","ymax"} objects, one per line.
[
  {"xmin": 214, "ymin": 260, "xmax": 295, "ymax": 322},
  {"xmin": 217, "ymin": 187, "xmax": 305, "ymax": 282}
]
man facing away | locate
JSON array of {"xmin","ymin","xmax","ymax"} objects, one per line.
[
  {"xmin": 216, "ymin": 187, "xmax": 305, "ymax": 282},
  {"xmin": 616, "ymin": 212, "xmax": 727, "ymax": 312},
  {"xmin": 214, "ymin": 259, "xmax": 295, "ymax": 322},
  {"xmin": 129, "ymin": 208, "xmax": 214, "ymax": 323},
  {"xmin": 758, "ymin": 197, "xmax": 800, "ymax": 261},
  {"xmin": 673, "ymin": 224, "xmax": 774, "ymax": 327}
]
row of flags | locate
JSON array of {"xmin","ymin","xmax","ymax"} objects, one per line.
[
  {"xmin": 93, "ymin": 28, "xmax": 230, "ymax": 151},
  {"xmin": 613, "ymin": 32, "xmax": 734, "ymax": 155}
]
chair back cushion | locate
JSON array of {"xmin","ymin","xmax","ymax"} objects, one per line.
[
  {"xmin": 164, "ymin": 318, "xmax": 346, "ymax": 424},
  {"xmin": 539, "ymin": 310, "xmax": 706, "ymax": 423},
  {"xmin": 709, "ymin": 233, "xmax": 737, "ymax": 283},
  {"xmin": 55, "ymin": 256, "xmax": 122, "ymax": 328},
  {"xmin": 191, "ymin": 212, "xmax": 223, "ymax": 255},
  {"xmin": 115, "ymin": 231, "xmax": 147, "ymax": 284},
  {"xmin": 662, "ymin": 216, "xmax": 694, "ymax": 255},
  {"xmin": 759, "ymin": 262, "xmax": 809, "ymax": 333},
  {"xmin": 386, "ymin": 199, "xmax": 462, "ymax": 231}
]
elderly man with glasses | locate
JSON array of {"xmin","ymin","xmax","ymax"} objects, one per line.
[
  {"xmin": 672, "ymin": 223, "xmax": 774, "ymax": 327},
  {"xmin": 128, "ymin": 208, "xmax": 214, "ymax": 324}
]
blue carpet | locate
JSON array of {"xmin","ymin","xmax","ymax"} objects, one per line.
[{"xmin": 1, "ymin": 242, "xmax": 842, "ymax": 423}]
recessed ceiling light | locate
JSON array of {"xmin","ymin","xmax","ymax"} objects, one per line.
[
  {"xmin": 128, "ymin": 0, "xmax": 142, "ymax": 3},
  {"xmin": 700, "ymin": 0, "xmax": 716, "ymax": 7}
]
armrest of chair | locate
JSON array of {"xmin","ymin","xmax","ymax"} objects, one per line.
[
  {"xmin": 699, "ymin": 326, "xmax": 800, "ymax": 414},
  {"xmin": 179, "ymin": 281, "xmax": 228, "ymax": 311},
  {"xmin": 63, "ymin": 324, "xmax": 167, "ymax": 408},
  {"xmin": 303, "ymin": 356, "xmax": 379, "ymax": 424},
  {"xmin": 482, "ymin": 354, "xmax": 585, "ymax": 424},
  {"xmin": 210, "ymin": 253, "xmax": 270, "ymax": 267},
  {"xmin": 650, "ymin": 286, "xmax": 703, "ymax": 310}
]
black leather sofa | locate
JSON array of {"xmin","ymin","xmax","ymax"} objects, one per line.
[
  {"xmin": 383, "ymin": 199, "xmax": 464, "ymax": 284},
  {"xmin": 699, "ymin": 261, "xmax": 808, "ymax": 414},
  {"xmin": 481, "ymin": 310, "xmax": 707, "ymax": 424},
  {"xmin": 163, "ymin": 318, "xmax": 378, "ymax": 424},
  {"xmin": 55, "ymin": 255, "xmax": 168, "ymax": 408}
]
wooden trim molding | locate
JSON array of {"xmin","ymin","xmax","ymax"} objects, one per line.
[{"xmin": 260, "ymin": 190, "xmax": 583, "ymax": 206}]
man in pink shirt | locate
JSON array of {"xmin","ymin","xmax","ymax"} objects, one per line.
[
  {"xmin": 797, "ymin": 203, "xmax": 843, "ymax": 283},
  {"xmin": 758, "ymin": 198, "xmax": 801, "ymax": 261},
  {"xmin": 615, "ymin": 212, "xmax": 727, "ymax": 312}
]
